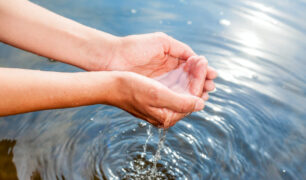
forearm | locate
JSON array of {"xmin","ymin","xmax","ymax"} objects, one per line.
[
  {"xmin": 0, "ymin": 0, "xmax": 117, "ymax": 70},
  {"xmin": 0, "ymin": 68, "xmax": 117, "ymax": 116}
]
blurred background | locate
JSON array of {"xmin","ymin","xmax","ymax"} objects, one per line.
[{"xmin": 0, "ymin": 0, "xmax": 305, "ymax": 179}]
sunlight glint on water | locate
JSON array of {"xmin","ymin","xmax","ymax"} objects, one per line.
[{"xmin": 0, "ymin": 0, "xmax": 305, "ymax": 179}]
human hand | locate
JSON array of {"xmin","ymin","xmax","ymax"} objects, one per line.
[
  {"xmin": 104, "ymin": 32, "xmax": 217, "ymax": 82},
  {"xmin": 108, "ymin": 71, "xmax": 205, "ymax": 128},
  {"xmin": 154, "ymin": 55, "xmax": 215, "ymax": 127},
  {"xmin": 155, "ymin": 55, "xmax": 216, "ymax": 99}
]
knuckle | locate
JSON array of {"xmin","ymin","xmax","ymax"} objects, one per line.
[
  {"xmin": 154, "ymin": 31, "xmax": 167, "ymax": 37},
  {"xmin": 154, "ymin": 32, "xmax": 169, "ymax": 40},
  {"xmin": 199, "ymin": 55, "xmax": 208, "ymax": 64},
  {"xmin": 154, "ymin": 32, "xmax": 171, "ymax": 53}
]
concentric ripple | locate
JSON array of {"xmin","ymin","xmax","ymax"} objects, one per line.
[{"xmin": 0, "ymin": 0, "xmax": 305, "ymax": 179}]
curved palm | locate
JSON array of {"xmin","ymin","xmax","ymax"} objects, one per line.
[
  {"xmin": 107, "ymin": 33, "xmax": 195, "ymax": 77},
  {"xmin": 154, "ymin": 56, "xmax": 208, "ymax": 128}
]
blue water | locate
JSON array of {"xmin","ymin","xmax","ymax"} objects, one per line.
[{"xmin": 0, "ymin": 0, "xmax": 305, "ymax": 179}]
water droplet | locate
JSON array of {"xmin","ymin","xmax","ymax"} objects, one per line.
[
  {"xmin": 139, "ymin": 161, "xmax": 145, "ymax": 166},
  {"xmin": 207, "ymin": 137, "xmax": 212, "ymax": 143},
  {"xmin": 138, "ymin": 122, "xmax": 147, "ymax": 128},
  {"xmin": 90, "ymin": 117, "xmax": 94, "ymax": 121},
  {"xmin": 48, "ymin": 58, "xmax": 56, "ymax": 62},
  {"xmin": 200, "ymin": 153, "xmax": 208, "ymax": 159},
  {"xmin": 131, "ymin": 9, "xmax": 137, "ymax": 14},
  {"xmin": 219, "ymin": 19, "xmax": 231, "ymax": 26},
  {"xmin": 187, "ymin": 20, "xmax": 192, "ymax": 25}
]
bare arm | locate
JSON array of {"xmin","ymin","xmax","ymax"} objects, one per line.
[
  {"xmin": 0, "ymin": 68, "xmax": 204, "ymax": 127},
  {"xmin": 0, "ymin": 0, "xmax": 117, "ymax": 71},
  {"xmin": 0, "ymin": 0, "xmax": 218, "ymax": 81},
  {"xmin": 0, "ymin": 68, "xmax": 116, "ymax": 115},
  {"xmin": 0, "ymin": 0, "xmax": 215, "ymax": 127}
]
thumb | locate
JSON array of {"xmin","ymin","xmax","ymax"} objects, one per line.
[
  {"xmin": 158, "ymin": 32, "xmax": 196, "ymax": 60},
  {"xmin": 155, "ymin": 87, "xmax": 205, "ymax": 113}
]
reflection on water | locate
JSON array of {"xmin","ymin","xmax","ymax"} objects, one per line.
[{"xmin": 0, "ymin": 0, "xmax": 306, "ymax": 179}]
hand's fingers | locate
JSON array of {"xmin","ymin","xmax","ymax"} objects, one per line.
[
  {"xmin": 152, "ymin": 86, "xmax": 205, "ymax": 113},
  {"xmin": 130, "ymin": 109, "xmax": 161, "ymax": 127},
  {"xmin": 188, "ymin": 56, "xmax": 208, "ymax": 96},
  {"xmin": 186, "ymin": 55, "xmax": 217, "ymax": 80},
  {"xmin": 143, "ymin": 117, "xmax": 161, "ymax": 127},
  {"xmin": 157, "ymin": 32, "xmax": 196, "ymax": 60},
  {"xmin": 145, "ymin": 118, "xmax": 161, "ymax": 127},
  {"xmin": 167, "ymin": 112, "xmax": 190, "ymax": 128},
  {"xmin": 168, "ymin": 36, "xmax": 196, "ymax": 60},
  {"xmin": 151, "ymin": 108, "xmax": 186, "ymax": 129},
  {"xmin": 207, "ymin": 66, "xmax": 218, "ymax": 80},
  {"xmin": 147, "ymin": 107, "xmax": 178, "ymax": 128},
  {"xmin": 204, "ymin": 80, "xmax": 215, "ymax": 92},
  {"xmin": 201, "ymin": 92, "xmax": 209, "ymax": 101}
]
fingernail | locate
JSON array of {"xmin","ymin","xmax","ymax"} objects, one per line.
[{"xmin": 195, "ymin": 99, "xmax": 205, "ymax": 111}]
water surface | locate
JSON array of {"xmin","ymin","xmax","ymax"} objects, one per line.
[{"xmin": 0, "ymin": 0, "xmax": 305, "ymax": 179}]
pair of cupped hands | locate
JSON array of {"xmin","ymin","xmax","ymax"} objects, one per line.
[{"xmin": 96, "ymin": 32, "xmax": 217, "ymax": 128}]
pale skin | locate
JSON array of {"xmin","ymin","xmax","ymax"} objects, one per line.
[
  {"xmin": 155, "ymin": 56, "xmax": 209, "ymax": 127},
  {"xmin": 0, "ymin": 0, "xmax": 217, "ymax": 128}
]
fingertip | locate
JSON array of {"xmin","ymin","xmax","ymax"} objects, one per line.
[
  {"xmin": 197, "ymin": 59, "xmax": 208, "ymax": 78},
  {"xmin": 198, "ymin": 55, "xmax": 208, "ymax": 64},
  {"xmin": 202, "ymin": 92, "xmax": 209, "ymax": 101},
  {"xmin": 194, "ymin": 98, "xmax": 205, "ymax": 111},
  {"xmin": 207, "ymin": 66, "xmax": 218, "ymax": 80},
  {"xmin": 204, "ymin": 80, "xmax": 215, "ymax": 92},
  {"xmin": 187, "ymin": 55, "xmax": 199, "ymax": 61},
  {"xmin": 197, "ymin": 57, "xmax": 208, "ymax": 68}
]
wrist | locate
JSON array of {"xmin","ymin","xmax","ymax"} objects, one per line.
[
  {"xmin": 100, "ymin": 71, "xmax": 129, "ymax": 105},
  {"xmin": 80, "ymin": 71, "xmax": 126, "ymax": 105},
  {"xmin": 84, "ymin": 30, "xmax": 121, "ymax": 71}
]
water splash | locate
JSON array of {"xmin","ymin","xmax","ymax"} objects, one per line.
[
  {"xmin": 119, "ymin": 127, "xmax": 171, "ymax": 179},
  {"xmin": 150, "ymin": 128, "xmax": 168, "ymax": 178},
  {"xmin": 142, "ymin": 125, "xmax": 152, "ymax": 158},
  {"xmin": 1, "ymin": 0, "xmax": 305, "ymax": 179}
]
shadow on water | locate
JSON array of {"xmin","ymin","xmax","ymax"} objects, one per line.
[
  {"xmin": 0, "ymin": 140, "xmax": 18, "ymax": 180},
  {"xmin": 0, "ymin": 0, "xmax": 306, "ymax": 179}
]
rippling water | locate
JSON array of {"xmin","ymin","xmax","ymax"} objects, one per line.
[{"xmin": 0, "ymin": 0, "xmax": 305, "ymax": 179}]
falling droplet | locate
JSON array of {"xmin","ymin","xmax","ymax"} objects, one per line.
[{"xmin": 138, "ymin": 122, "xmax": 147, "ymax": 128}]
